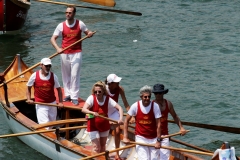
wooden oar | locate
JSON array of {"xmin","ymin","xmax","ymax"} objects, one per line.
[
  {"xmin": 34, "ymin": 102, "xmax": 119, "ymax": 125},
  {"xmin": 35, "ymin": 0, "xmax": 142, "ymax": 16},
  {"xmin": 161, "ymin": 130, "xmax": 190, "ymax": 139},
  {"xmin": 81, "ymin": 144, "xmax": 136, "ymax": 160},
  {"xmin": 129, "ymin": 141, "xmax": 213, "ymax": 156},
  {"xmin": 168, "ymin": 119, "xmax": 240, "ymax": 134},
  {"xmin": 170, "ymin": 137, "xmax": 213, "ymax": 153},
  {"xmin": 0, "ymin": 32, "xmax": 96, "ymax": 87},
  {"xmin": 127, "ymin": 124, "xmax": 190, "ymax": 139},
  {"xmin": 0, "ymin": 125, "xmax": 87, "ymax": 138},
  {"xmin": 33, "ymin": 102, "xmax": 83, "ymax": 111},
  {"xmin": 80, "ymin": 0, "xmax": 116, "ymax": 7},
  {"xmin": 98, "ymin": 115, "xmax": 118, "ymax": 123}
]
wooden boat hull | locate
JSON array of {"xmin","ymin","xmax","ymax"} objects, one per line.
[
  {"xmin": 0, "ymin": 54, "xmax": 205, "ymax": 160},
  {"xmin": 0, "ymin": 0, "xmax": 30, "ymax": 34},
  {"xmin": 0, "ymin": 105, "xmax": 85, "ymax": 160}
]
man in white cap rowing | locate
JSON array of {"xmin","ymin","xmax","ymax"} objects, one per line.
[{"xmin": 26, "ymin": 58, "xmax": 63, "ymax": 129}]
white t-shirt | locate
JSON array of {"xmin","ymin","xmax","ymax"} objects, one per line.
[
  {"xmin": 26, "ymin": 70, "xmax": 60, "ymax": 88},
  {"xmin": 127, "ymin": 100, "xmax": 161, "ymax": 118},
  {"xmin": 53, "ymin": 19, "xmax": 88, "ymax": 37},
  {"xmin": 85, "ymin": 95, "xmax": 117, "ymax": 115}
]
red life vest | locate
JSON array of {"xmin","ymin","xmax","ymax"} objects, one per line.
[
  {"xmin": 108, "ymin": 86, "xmax": 120, "ymax": 102},
  {"xmin": 160, "ymin": 99, "xmax": 169, "ymax": 135},
  {"xmin": 34, "ymin": 71, "xmax": 56, "ymax": 103},
  {"xmin": 135, "ymin": 101, "xmax": 157, "ymax": 139},
  {"xmin": 87, "ymin": 95, "xmax": 110, "ymax": 132},
  {"xmin": 153, "ymin": 99, "xmax": 169, "ymax": 135},
  {"xmin": 62, "ymin": 20, "xmax": 82, "ymax": 54}
]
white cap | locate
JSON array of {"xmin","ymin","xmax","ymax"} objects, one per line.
[
  {"xmin": 107, "ymin": 74, "xmax": 122, "ymax": 83},
  {"xmin": 40, "ymin": 58, "xmax": 52, "ymax": 65}
]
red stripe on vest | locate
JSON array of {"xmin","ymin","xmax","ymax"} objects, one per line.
[
  {"xmin": 62, "ymin": 20, "xmax": 82, "ymax": 54},
  {"xmin": 135, "ymin": 101, "xmax": 157, "ymax": 139},
  {"xmin": 87, "ymin": 95, "xmax": 110, "ymax": 132},
  {"xmin": 34, "ymin": 71, "xmax": 56, "ymax": 103}
]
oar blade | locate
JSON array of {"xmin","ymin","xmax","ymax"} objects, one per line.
[
  {"xmin": 35, "ymin": 0, "xmax": 142, "ymax": 16},
  {"xmin": 80, "ymin": 0, "xmax": 116, "ymax": 7}
]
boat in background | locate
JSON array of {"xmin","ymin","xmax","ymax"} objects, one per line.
[
  {"xmin": 0, "ymin": 54, "xmax": 221, "ymax": 159},
  {"xmin": 0, "ymin": 0, "xmax": 30, "ymax": 34}
]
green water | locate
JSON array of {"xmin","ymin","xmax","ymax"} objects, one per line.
[{"xmin": 0, "ymin": 0, "xmax": 240, "ymax": 159}]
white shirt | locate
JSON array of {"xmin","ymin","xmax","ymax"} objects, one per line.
[
  {"xmin": 128, "ymin": 100, "xmax": 161, "ymax": 118},
  {"xmin": 53, "ymin": 19, "xmax": 88, "ymax": 37},
  {"xmin": 85, "ymin": 95, "xmax": 117, "ymax": 115},
  {"xmin": 26, "ymin": 70, "xmax": 60, "ymax": 88}
]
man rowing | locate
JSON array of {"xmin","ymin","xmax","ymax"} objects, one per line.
[
  {"xmin": 123, "ymin": 85, "xmax": 162, "ymax": 160},
  {"xmin": 152, "ymin": 83, "xmax": 187, "ymax": 159},
  {"xmin": 26, "ymin": 58, "xmax": 63, "ymax": 129}
]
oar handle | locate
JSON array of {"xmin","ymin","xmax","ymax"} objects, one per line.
[
  {"xmin": 0, "ymin": 126, "xmax": 87, "ymax": 138},
  {"xmin": 0, "ymin": 32, "xmax": 96, "ymax": 87},
  {"xmin": 81, "ymin": 144, "xmax": 136, "ymax": 160},
  {"xmin": 33, "ymin": 102, "xmax": 83, "ymax": 110},
  {"xmin": 161, "ymin": 130, "xmax": 190, "ymax": 139},
  {"xmin": 98, "ymin": 115, "xmax": 118, "ymax": 123},
  {"xmin": 129, "ymin": 141, "xmax": 213, "ymax": 156}
]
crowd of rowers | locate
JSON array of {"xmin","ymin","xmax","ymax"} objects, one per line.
[{"xmin": 23, "ymin": 57, "xmax": 188, "ymax": 160}]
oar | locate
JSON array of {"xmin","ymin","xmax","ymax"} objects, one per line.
[
  {"xmin": 170, "ymin": 137, "xmax": 213, "ymax": 153},
  {"xmin": 98, "ymin": 115, "xmax": 118, "ymax": 123},
  {"xmin": 129, "ymin": 141, "xmax": 213, "ymax": 156},
  {"xmin": 33, "ymin": 102, "xmax": 83, "ymax": 111},
  {"xmin": 0, "ymin": 125, "xmax": 87, "ymax": 138},
  {"xmin": 0, "ymin": 32, "xmax": 96, "ymax": 87},
  {"xmin": 161, "ymin": 130, "xmax": 190, "ymax": 139},
  {"xmin": 127, "ymin": 124, "xmax": 190, "ymax": 139},
  {"xmin": 80, "ymin": 0, "xmax": 116, "ymax": 7},
  {"xmin": 168, "ymin": 119, "xmax": 240, "ymax": 134},
  {"xmin": 35, "ymin": 0, "xmax": 142, "ymax": 16},
  {"xmin": 81, "ymin": 144, "xmax": 136, "ymax": 160},
  {"xmin": 34, "ymin": 102, "xmax": 119, "ymax": 124}
]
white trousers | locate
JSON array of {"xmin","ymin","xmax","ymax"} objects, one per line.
[
  {"xmin": 135, "ymin": 135, "xmax": 160, "ymax": 160},
  {"xmin": 160, "ymin": 137, "xmax": 170, "ymax": 160},
  {"xmin": 61, "ymin": 52, "xmax": 82, "ymax": 100},
  {"xmin": 36, "ymin": 101, "xmax": 57, "ymax": 130}
]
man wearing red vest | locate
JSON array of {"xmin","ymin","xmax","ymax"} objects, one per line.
[
  {"xmin": 152, "ymin": 83, "xmax": 187, "ymax": 160},
  {"xmin": 50, "ymin": 5, "xmax": 94, "ymax": 106},
  {"xmin": 26, "ymin": 58, "xmax": 63, "ymax": 129},
  {"xmin": 123, "ymin": 85, "xmax": 162, "ymax": 160}
]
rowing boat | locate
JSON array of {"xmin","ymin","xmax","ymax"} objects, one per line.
[
  {"xmin": 0, "ymin": 0, "xmax": 30, "ymax": 34},
  {"xmin": 0, "ymin": 54, "xmax": 216, "ymax": 159}
]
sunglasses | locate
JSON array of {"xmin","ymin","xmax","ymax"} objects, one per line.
[
  {"xmin": 143, "ymin": 96, "xmax": 151, "ymax": 99},
  {"xmin": 94, "ymin": 90, "xmax": 102, "ymax": 94},
  {"xmin": 44, "ymin": 65, "xmax": 51, "ymax": 68},
  {"xmin": 154, "ymin": 92, "xmax": 163, "ymax": 95}
]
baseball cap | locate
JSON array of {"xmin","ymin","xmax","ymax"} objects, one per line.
[
  {"xmin": 107, "ymin": 74, "xmax": 122, "ymax": 83},
  {"xmin": 40, "ymin": 58, "xmax": 52, "ymax": 65}
]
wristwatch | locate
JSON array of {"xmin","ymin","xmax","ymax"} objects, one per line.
[{"xmin": 157, "ymin": 138, "xmax": 161, "ymax": 142}]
